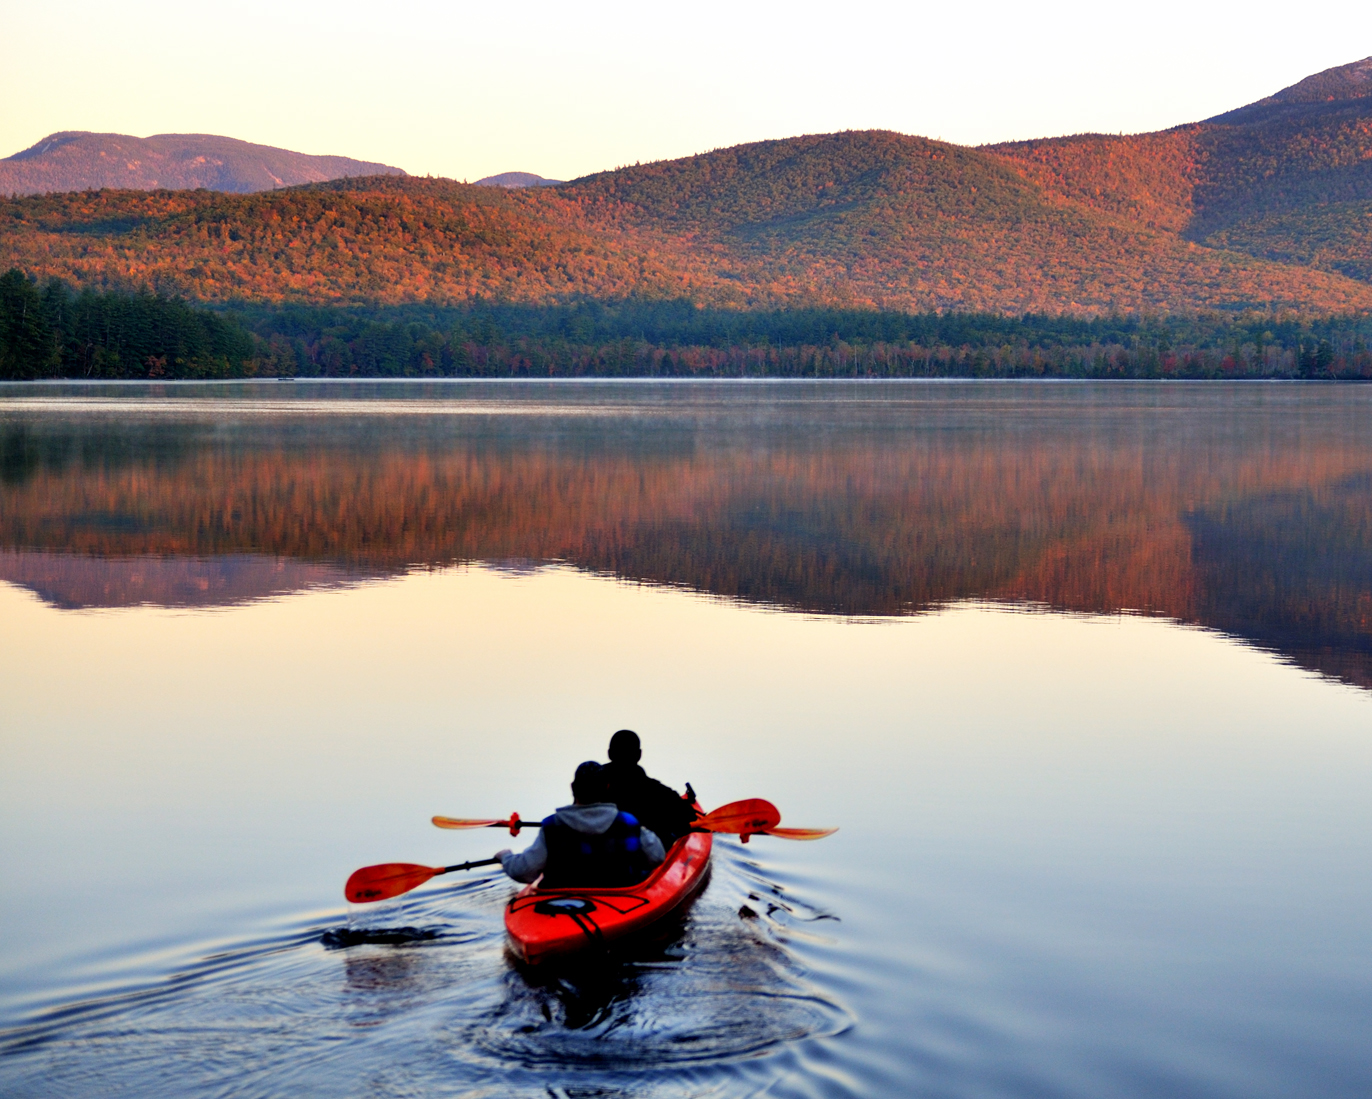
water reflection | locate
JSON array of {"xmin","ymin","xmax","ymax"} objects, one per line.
[
  {"xmin": 0, "ymin": 551, "xmax": 378, "ymax": 609},
  {"xmin": 3, "ymin": 389, "xmax": 1370, "ymax": 1099},
  {"xmin": 2, "ymin": 381, "xmax": 1369, "ymax": 688}
]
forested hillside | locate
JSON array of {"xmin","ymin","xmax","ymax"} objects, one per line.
[
  {"xmin": 989, "ymin": 57, "xmax": 1372, "ymax": 283},
  {"xmin": 0, "ymin": 179, "xmax": 721, "ymax": 305},
  {"xmin": 3, "ymin": 144, "xmax": 1369, "ymax": 315},
  {"xmin": 1, "ymin": 60, "xmax": 1370, "ymax": 319},
  {"xmin": 562, "ymin": 130, "xmax": 1372, "ymax": 313}
]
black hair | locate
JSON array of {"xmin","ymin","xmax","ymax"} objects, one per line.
[
  {"xmin": 571, "ymin": 760, "xmax": 606, "ymax": 802},
  {"xmin": 608, "ymin": 729, "xmax": 641, "ymax": 764}
]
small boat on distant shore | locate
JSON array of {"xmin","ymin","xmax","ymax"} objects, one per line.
[{"xmin": 505, "ymin": 827, "xmax": 713, "ymax": 965}]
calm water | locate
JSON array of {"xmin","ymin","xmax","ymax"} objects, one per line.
[{"xmin": 2, "ymin": 380, "xmax": 1370, "ymax": 1098}]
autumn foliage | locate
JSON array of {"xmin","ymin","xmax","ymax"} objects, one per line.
[
  {"xmin": 2, "ymin": 100, "xmax": 1372, "ymax": 317},
  {"xmin": 2, "ymin": 57, "xmax": 1371, "ymax": 369}
]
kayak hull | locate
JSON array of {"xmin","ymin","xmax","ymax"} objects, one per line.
[{"xmin": 504, "ymin": 828, "xmax": 712, "ymax": 965}]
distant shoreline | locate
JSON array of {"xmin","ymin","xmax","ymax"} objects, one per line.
[
  {"xmin": 4, "ymin": 271, "xmax": 1369, "ymax": 382},
  {"xmin": 3, "ymin": 377, "xmax": 1369, "ymax": 390}
]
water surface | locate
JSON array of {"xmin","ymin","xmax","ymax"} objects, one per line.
[{"xmin": 2, "ymin": 380, "xmax": 1370, "ymax": 1098}]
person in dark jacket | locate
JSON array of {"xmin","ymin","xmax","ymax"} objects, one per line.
[
  {"xmin": 602, "ymin": 729, "xmax": 699, "ymax": 847},
  {"xmin": 496, "ymin": 761, "xmax": 665, "ymax": 887}
]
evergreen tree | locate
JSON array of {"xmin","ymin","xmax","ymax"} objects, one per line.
[{"xmin": 0, "ymin": 269, "xmax": 58, "ymax": 379}]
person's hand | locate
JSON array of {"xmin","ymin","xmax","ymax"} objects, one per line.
[{"xmin": 495, "ymin": 848, "xmax": 512, "ymax": 860}]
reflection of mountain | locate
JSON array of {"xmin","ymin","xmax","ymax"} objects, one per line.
[
  {"xmin": 0, "ymin": 551, "xmax": 384, "ymax": 610},
  {"xmin": 1, "ymin": 407, "xmax": 1369, "ymax": 688}
]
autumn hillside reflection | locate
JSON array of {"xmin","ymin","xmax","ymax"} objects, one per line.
[{"xmin": 2, "ymin": 403, "xmax": 1370, "ymax": 689}]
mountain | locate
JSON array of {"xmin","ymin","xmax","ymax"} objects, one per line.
[
  {"xmin": 473, "ymin": 171, "xmax": 563, "ymax": 188},
  {"xmin": 2, "ymin": 60, "xmax": 1371, "ymax": 315},
  {"xmin": 557, "ymin": 128, "xmax": 1372, "ymax": 312},
  {"xmin": 0, "ymin": 132, "xmax": 406, "ymax": 196},
  {"xmin": 1205, "ymin": 56, "xmax": 1372, "ymax": 126},
  {"xmin": 987, "ymin": 57, "xmax": 1372, "ymax": 284}
]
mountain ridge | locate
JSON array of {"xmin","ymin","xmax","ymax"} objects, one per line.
[
  {"xmin": 473, "ymin": 171, "xmax": 563, "ymax": 188},
  {"xmin": 3, "ymin": 58, "xmax": 1371, "ymax": 315},
  {"xmin": 0, "ymin": 132, "xmax": 406, "ymax": 196},
  {"xmin": 1207, "ymin": 56, "xmax": 1372, "ymax": 125},
  {"xmin": 986, "ymin": 57, "xmax": 1372, "ymax": 284}
]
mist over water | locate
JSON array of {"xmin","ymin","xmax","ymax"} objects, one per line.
[{"xmin": 2, "ymin": 380, "xmax": 1370, "ymax": 1098}]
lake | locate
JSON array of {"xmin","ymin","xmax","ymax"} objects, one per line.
[{"xmin": 1, "ymin": 379, "xmax": 1370, "ymax": 1098}]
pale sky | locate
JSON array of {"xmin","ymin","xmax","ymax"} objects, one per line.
[{"xmin": 2, "ymin": 0, "xmax": 1368, "ymax": 182}]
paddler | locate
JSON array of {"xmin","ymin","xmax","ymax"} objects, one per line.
[
  {"xmin": 496, "ymin": 761, "xmax": 665, "ymax": 888},
  {"xmin": 602, "ymin": 729, "xmax": 700, "ymax": 846}
]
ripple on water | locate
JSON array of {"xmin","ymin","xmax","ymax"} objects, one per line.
[
  {"xmin": 0, "ymin": 846, "xmax": 850, "ymax": 1099},
  {"xmin": 456, "ymin": 916, "xmax": 846, "ymax": 1070}
]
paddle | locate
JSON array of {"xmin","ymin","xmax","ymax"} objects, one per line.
[
  {"xmin": 762, "ymin": 826, "xmax": 839, "ymax": 840},
  {"xmin": 692, "ymin": 797, "xmax": 781, "ymax": 839},
  {"xmin": 345, "ymin": 856, "xmax": 500, "ymax": 904},
  {"xmin": 347, "ymin": 800, "xmax": 837, "ymax": 903},
  {"xmin": 431, "ymin": 813, "xmax": 529, "ymax": 834},
  {"xmin": 432, "ymin": 798, "xmax": 836, "ymax": 841},
  {"xmin": 432, "ymin": 798, "xmax": 780, "ymax": 836}
]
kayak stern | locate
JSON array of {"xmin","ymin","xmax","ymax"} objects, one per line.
[{"xmin": 505, "ymin": 829, "xmax": 712, "ymax": 965}]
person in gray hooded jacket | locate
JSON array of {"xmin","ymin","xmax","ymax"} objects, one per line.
[{"xmin": 497, "ymin": 761, "xmax": 667, "ymax": 887}]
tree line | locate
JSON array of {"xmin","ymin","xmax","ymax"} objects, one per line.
[
  {"xmin": 4, "ymin": 270, "xmax": 1370, "ymax": 381},
  {"xmin": 240, "ymin": 300, "xmax": 1372, "ymax": 380},
  {"xmin": 0, "ymin": 269, "xmax": 255, "ymax": 379}
]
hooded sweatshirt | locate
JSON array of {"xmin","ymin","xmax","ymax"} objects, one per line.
[{"xmin": 498, "ymin": 802, "xmax": 666, "ymax": 884}]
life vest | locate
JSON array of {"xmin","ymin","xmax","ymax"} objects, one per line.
[{"xmin": 539, "ymin": 810, "xmax": 653, "ymax": 889}]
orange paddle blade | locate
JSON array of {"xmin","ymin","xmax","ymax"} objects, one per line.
[
  {"xmin": 345, "ymin": 862, "xmax": 440, "ymax": 904},
  {"xmin": 699, "ymin": 798, "xmax": 782, "ymax": 834},
  {"xmin": 432, "ymin": 816, "xmax": 507, "ymax": 830},
  {"xmin": 764, "ymin": 826, "xmax": 839, "ymax": 840}
]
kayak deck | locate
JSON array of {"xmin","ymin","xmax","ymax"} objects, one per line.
[{"xmin": 504, "ymin": 827, "xmax": 712, "ymax": 965}]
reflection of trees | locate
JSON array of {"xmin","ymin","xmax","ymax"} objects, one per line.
[
  {"xmin": 2, "ymin": 424, "xmax": 1370, "ymax": 688},
  {"xmin": 1188, "ymin": 476, "xmax": 1372, "ymax": 687}
]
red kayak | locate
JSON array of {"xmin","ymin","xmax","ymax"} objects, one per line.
[{"xmin": 504, "ymin": 826, "xmax": 712, "ymax": 965}]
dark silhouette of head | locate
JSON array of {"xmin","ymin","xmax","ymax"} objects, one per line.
[
  {"xmin": 608, "ymin": 729, "xmax": 642, "ymax": 765},
  {"xmin": 571, "ymin": 760, "xmax": 606, "ymax": 803}
]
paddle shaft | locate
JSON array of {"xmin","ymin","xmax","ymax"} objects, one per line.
[
  {"xmin": 462, "ymin": 821, "xmax": 745, "ymax": 835},
  {"xmin": 432, "ymin": 799, "xmax": 832, "ymax": 840},
  {"xmin": 454, "ymin": 822, "xmax": 779, "ymax": 837},
  {"xmin": 440, "ymin": 856, "xmax": 502, "ymax": 874},
  {"xmin": 437, "ymin": 799, "xmax": 778, "ymax": 837}
]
